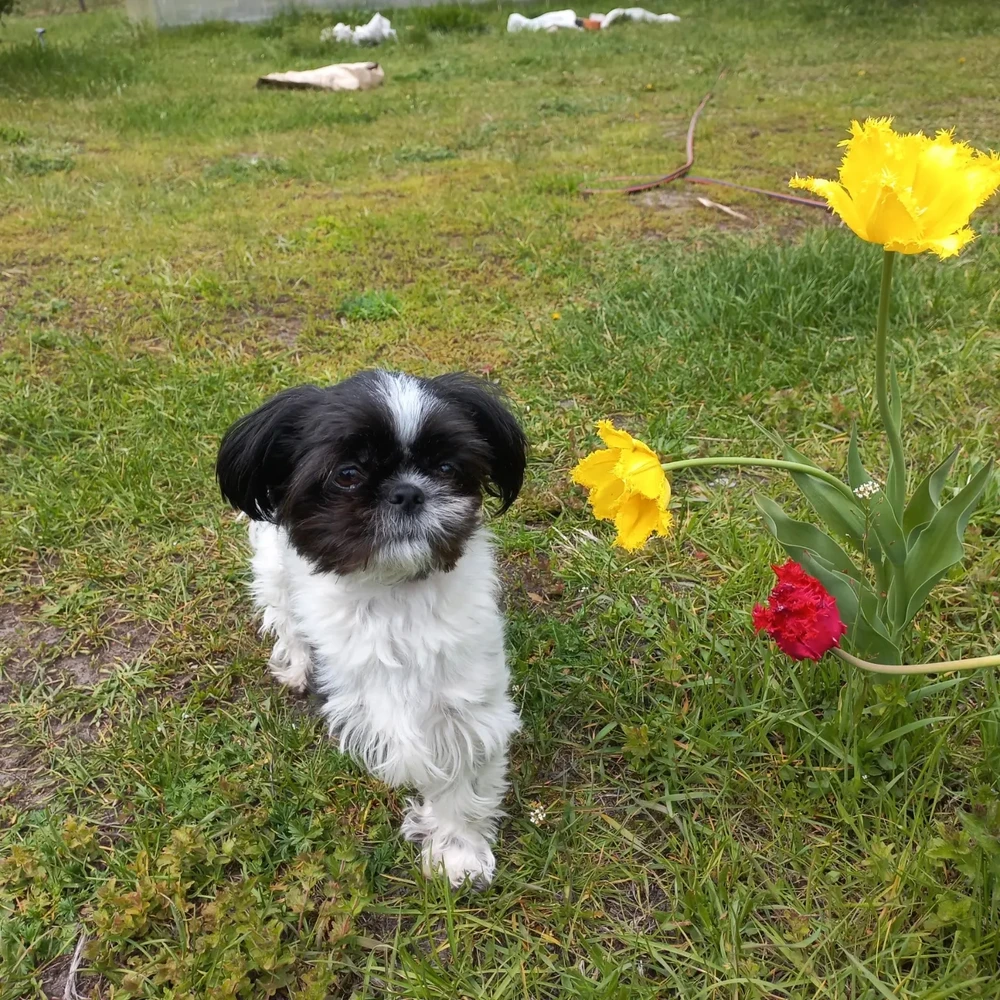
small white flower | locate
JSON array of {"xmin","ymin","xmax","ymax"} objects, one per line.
[
  {"xmin": 529, "ymin": 805, "xmax": 547, "ymax": 826},
  {"xmin": 853, "ymin": 480, "xmax": 881, "ymax": 500}
]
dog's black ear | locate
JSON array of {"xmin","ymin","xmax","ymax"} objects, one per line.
[
  {"xmin": 217, "ymin": 386, "xmax": 325, "ymax": 521},
  {"xmin": 429, "ymin": 373, "xmax": 528, "ymax": 513}
]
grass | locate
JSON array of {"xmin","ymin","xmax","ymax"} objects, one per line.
[
  {"xmin": 338, "ymin": 290, "xmax": 403, "ymax": 321},
  {"xmin": 1, "ymin": 0, "xmax": 1000, "ymax": 997}
]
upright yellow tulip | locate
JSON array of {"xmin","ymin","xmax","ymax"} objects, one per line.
[{"xmin": 791, "ymin": 117, "xmax": 1000, "ymax": 258}]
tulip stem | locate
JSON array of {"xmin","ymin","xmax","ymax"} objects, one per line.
[
  {"xmin": 661, "ymin": 456, "xmax": 857, "ymax": 502},
  {"xmin": 875, "ymin": 250, "xmax": 906, "ymax": 513},
  {"xmin": 832, "ymin": 646, "xmax": 1000, "ymax": 676}
]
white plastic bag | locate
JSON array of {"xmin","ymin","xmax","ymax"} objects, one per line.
[
  {"xmin": 597, "ymin": 8, "xmax": 680, "ymax": 27},
  {"xmin": 320, "ymin": 13, "xmax": 397, "ymax": 46},
  {"xmin": 506, "ymin": 8, "xmax": 680, "ymax": 32},
  {"xmin": 507, "ymin": 10, "xmax": 583, "ymax": 32}
]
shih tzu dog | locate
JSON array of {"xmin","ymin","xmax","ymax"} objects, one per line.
[{"xmin": 216, "ymin": 370, "xmax": 527, "ymax": 887}]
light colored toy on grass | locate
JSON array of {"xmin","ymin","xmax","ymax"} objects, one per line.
[{"xmin": 257, "ymin": 62, "xmax": 384, "ymax": 92}]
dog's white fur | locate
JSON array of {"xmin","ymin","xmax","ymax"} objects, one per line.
[{"xmin": 248, "ymin": 518, "xmax": 520, "ymax": 886}]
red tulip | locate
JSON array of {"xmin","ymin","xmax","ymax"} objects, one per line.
[{"xmin": 753, "ymin": 560, "xmax": 847, "ymax": 661}]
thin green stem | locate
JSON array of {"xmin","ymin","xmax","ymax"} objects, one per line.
[
  {"xmin": 833, "ymin": 647, "xmax": 1000, "ymax": 676},
  {"xmin": 661, "ymin": 456, "xmax": 857, "ymax": 502},
  {"xmin": 875, "ymin": 250, "xmax": 905, "ymax": 513}
]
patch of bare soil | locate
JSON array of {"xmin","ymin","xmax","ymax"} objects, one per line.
[
  {"xmin": 636, "ymin": 189, "xmax": 696, "ymax": 211},
  {"xmin": 0, "ymin": 715, "xmax": 52, "ymax": 811},
  {"xmin": 0, "ymin": 604, "xmax": 156, "ymax": 693},
  {"xmin": 1, "ymin": 603, "xmax": 157, "ymax": 810},
  {"xmin": 235, "ymin": 304, "xmax": 305, "ymax": 349},
  {"xmin": 39, "ymin": 948, "xmax": 105, "ymax": 1000},
  {"xmin": 499, "ymin": 550, "xmax": 566, "ymax": 613}
]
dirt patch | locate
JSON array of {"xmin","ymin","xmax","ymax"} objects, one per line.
[
  {"xmin": 270, "ymin": 316, "xmax": 303, "ymax": 348},
  {"xmin": 526, "ymin": 744, "xmax": 585, "ymax": 788},
  {"xmin": 0, "ymin": 716, "xmax": 53, "ymax": 811},
  {"xmin": 22, "ymin": 552, "xmax": 64, "ymax": 589},
  {"xmin": 89, "ymin": 611, "xmax": 157, "ymax": 673},
  {"xmin": 237, "ymin": 309, "xmax": 304, "ymax": 349},
  {"xmin": 636, "ymin": 190, "xmax": 696, "ymax": 211},
  {"xmin": 600, "ymin": 874, "xmax": 671, "ymax": 935},
  {"xmin": 1, "ymin": 604, "xmax": 157, "ymax": 809},
  {"xmin": 357, "ymin": 907, "xmax": 405, "ymax": 945},
  {"xmin": 49, "ymin": 712, "xmax": 103, "ymax": 746},
  {"xmin": 0, "ymin": 603, "xmax": 64, "ymax": 693},
  {"xmin": 499, "ymin": 550, "xmax": 565, "ymax": 612},
  {"xmin": 0, "ymin": 604, "xmax": 157, "ymax": 694},
  {"xmin": 40, "ymin": 949, "xmax": 105, "ymax": 1000}
]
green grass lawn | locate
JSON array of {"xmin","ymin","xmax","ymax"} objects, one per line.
[{"xmin": 2, "ymin": 0, "xmax": 1000, "ymax": 996}]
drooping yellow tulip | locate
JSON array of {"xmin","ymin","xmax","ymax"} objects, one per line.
[
  {"xmin": 791, "ymin": 118, "xmax": 1000, "ymax": 258},
  {"xmin": 571, "ymin": 421, "xmax": 672, "ymax": 551}
]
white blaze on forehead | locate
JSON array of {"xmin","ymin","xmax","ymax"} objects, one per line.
[{"xmin": 377, "ymin": 372, "xmax": 436, "ymax": 446}]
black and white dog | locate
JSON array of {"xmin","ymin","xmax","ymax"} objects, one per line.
[{"xmin": 217, "ymin": 370, "xmax": 528, "ymax": 886}]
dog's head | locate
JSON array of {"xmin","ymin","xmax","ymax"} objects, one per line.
[{"xmin": 217, "ymin": 370, "xmax": 527, "ymax": 579}]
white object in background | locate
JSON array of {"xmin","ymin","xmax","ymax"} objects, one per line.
[
  {"xmin": 507, "ymin": 10, "xmax": 583, "ymax": 32},
  {"xmin": 320, "ymin": 12, "xmax": 397, "ymax": 46},
  {"xmin": 589, "ymin": 8, "xmax": 681, "ymax": 27},
  {"xmin": 696, "ymin": 196, "xmax": 750, "ymax": 222},
  {"xmin": 326, "ymin": 23, "xmax": 354, "ymax": 42},
  {"xmin": 257, "ymin": 62, "xmax": 385, "ymax": 92}
]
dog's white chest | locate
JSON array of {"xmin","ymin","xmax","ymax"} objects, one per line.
[
  {"xmin": 247, "ymin": 523, "xmax": 515, "ymax": 789},
  {"xmin": 250, "ymin": 521, "xmax": 508, "ymax": 716}
]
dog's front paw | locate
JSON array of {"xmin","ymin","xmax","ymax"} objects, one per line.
[
  {"xmin": 421, "ymin": 833, "xmax": 496, "ymax": 888},
  {"xmin": 267, "ymin": 641, "xmax": 311, "ymax": 693}
]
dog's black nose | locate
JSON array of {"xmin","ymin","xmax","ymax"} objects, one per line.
[{"xmin": 388, "ymin": 483, "xmax": 425, "ymax": 513}]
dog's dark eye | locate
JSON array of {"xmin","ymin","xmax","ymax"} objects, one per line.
[
  {"xmin": 437, "ymin": 462, "xmax": 455, "ymax": 476},
  {"xmin": 333, "ymin": 465, "xmax": 363, "ymax": 489}
]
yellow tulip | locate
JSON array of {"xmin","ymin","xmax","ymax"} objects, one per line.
[
  {"xmin": 791, "ymin": 117, "xmax": 1000, "ymax": 258},
  {"xmin": 571, "ymin": 421, "xmax": 673, "ymax": 551}
]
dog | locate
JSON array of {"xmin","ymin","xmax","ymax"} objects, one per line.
[{"xmin": 216, "ymin": 370, "xmax": 528, "ymax": 886}]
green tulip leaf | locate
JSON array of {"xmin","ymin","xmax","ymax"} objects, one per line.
[
  {"xmin": 888, "ymin": 460, "xmax": 994, "ymax": 627},
  {"xmin": 845, "ymin": 427, "xmax": 889, "ymax": 570},
  {"xmin": 757, "ymin": 495, "xmax": 863, "ymax": 580},
  {"xmin": 886, "ymin": 359, "xmax": 905, "ymax": 510},
  {"xmin": 782, "ymin": 445, "xmax": 866, "ymax": 549},
  {"xmin": 866, "ymin": 489, "xmax": 906, "ymax": 567},
  {"xmin": 847, "ymin": 425, "xmax": 873, "ymax": 491},
  {"xmin": 903, "ymin": 446, "xmax": 960, "ymax": 545}
]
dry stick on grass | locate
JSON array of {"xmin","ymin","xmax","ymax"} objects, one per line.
[
  {"xmin": 63, "ymin": 930, "xmax": 88, "ymax": 1000},
  {"xmin": 578, "ymin": 85, "xmax": 717, "ymax": 196},
  {"xmin": 580, "ymin": 72, "xmax": 830, "ymax": 209},
  {"xmin": 695, "ymin": 196, "xmax": 750, "ymax": 221}
]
